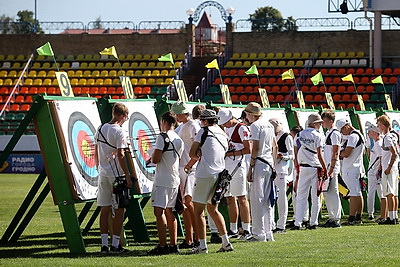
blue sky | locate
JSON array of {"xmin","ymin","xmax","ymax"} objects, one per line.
[{"xmin": 1, "ymin": 0, "xmax": 365, "ymax": 28}]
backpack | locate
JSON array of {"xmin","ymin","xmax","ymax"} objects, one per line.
[
  {"xmin": 277, "ymin": 132, "xmax": 289, "ymax": 153},
  {"xmin": 325, "ymin": 129, "xmax": 339, "ymax": 146},
  {"xmin": 160, "ymin": 132, "xmax": 179, "ymax": 158},
  {"xmin": 342, "ymin": 130, "xmax": 364, "ymax": 150},
  {"xmin": 230, "ymin": 123, "xmax": 244, "ymax": 144}
]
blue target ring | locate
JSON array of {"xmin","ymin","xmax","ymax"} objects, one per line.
[
  {"xmin": 68, "ymin": 112, "xmax": 98, "ymax": 186},
  {"xmin": 129, "ymin": 112, "xmax": 156, "ymax": 180}
]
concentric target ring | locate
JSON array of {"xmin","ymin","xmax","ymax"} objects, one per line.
[
  {"xmin": 129, "ymin": 112, "xmax": 157, "ymax": 180},
  {"xmin": 68, "ymin": 111, "xmax": 98, "ymax": 186}
]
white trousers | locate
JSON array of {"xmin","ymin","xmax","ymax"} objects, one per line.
[
  {"xmin": 250, "ymin": 163, "xmax": 274, "ymax": 241},
  {"xmin": 275, "ymin": 173, "xmax": 288, "ymax": 229},
  {"xmin": 367, "ymin": 170, "xmax": 385, "ymax": 215},
  {"xmin": 323, "ymin": 172, "xmax": 342, "ymax": 221},
  {"xmin": 294, "ymin": 167, "xmax": 321, "ymax": 227}
]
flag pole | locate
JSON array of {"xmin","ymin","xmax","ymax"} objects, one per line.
[
  {"xmin": 293, "ymin": 77, "xmax": 299, "ymax": 91},
  {"xmin": 116, "ymin": 58, "xmax": 125, "ymax": 76},
  {"xmin": 256, "ymin": 74, "xmax": 261, "ymax": 89},
  {"xmin": 52, "ymin": 56, "xmax": 60, "ymax": 72}
]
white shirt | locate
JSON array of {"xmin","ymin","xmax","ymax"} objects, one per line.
[
  {"xmin": 323, "ymin": 127, "xmax": 341, "ymax": 172},
  {"xmin": 176, "ymin": 119, "xmax": 200, "ymax": 167},
  {"xmin": 381, "ymin": 132, "xmax": 399, "ymax": 170},
  {"xmin": 195, "ymin": 125, "xmax": 228, "ymax": 178},
  {"xmin": 225, "ymin": 123, "xmax": 250, "ymax": 170},
  {"xmin": 153, "ymin": 130, "xmax": 184, "ymax": 188},
  {"xmin": 368, "ymin": 138, "xmax": 382, "ymax": 173},
  {"xmin": 341, "ymin": 130, "xmax": 365, "ymax": 174},
  {"xmin": 250, "ymin": 117, "xmax": 275, "ymax": 165},
  {"xmin": 295, "ymin": 127, "xmax": 323, "ymax": 167},
  {"xmin": 275, "ymin": 131, "xmax": 294, "ymax": 174},
  {"xmin": 95, "ymin": 123, "xmax": 128, "ymax": 177}
]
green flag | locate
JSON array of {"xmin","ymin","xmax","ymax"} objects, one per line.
[
  {"xmin": 310, "ymin": 72, "xmax": 323, "ymax": 86},
  {"xmin": 36, "ymin": 42, "xmax": 54, "ymax": 56},
  {"xmin": 158, "ymin": 53, "xmax": 174, "ymax": 64},
  {"xmin": 371, "ymin": 75, "xmax": 384, "ymax": 84},
  {"xmin": 245, "ymin": 65, "xmax": 258, "ymax": 75}
]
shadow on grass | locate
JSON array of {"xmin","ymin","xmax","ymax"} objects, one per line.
[{"xmin": 0, "ymin": 221, "xmax": 162, "ymax": 258}]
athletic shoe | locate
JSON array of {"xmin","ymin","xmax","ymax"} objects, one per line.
[
  {"xmin": 375, "ymin": 217, "xmax": 386, "ymax": 224},
  {"xmin": 272, "ymin": 228, "xmax": 286, "ymax": 234},
  {"xmin": 147, "ymin": 245, "xmax": 169, "ymax": 255},
  {"xmin": 342, "ymin": 220, "xmax": 355, "ymax": 226},
  {"xmin": 396, "ymin": 218, "xmax": 399, "ymax": 224},
  {"xmin": 290, "ymin": 225, "xmax": 302, "ymax": 230},
  {"xmin": 178, "ymin": 240, "xmax": 195, "ymax": 249},
  {"xmin": 379, "ymin": 218, "xmax": 396, "ymax": 225},
  {"xmin": 266, "ymin": 235, "xmax": 275, "ymax": 242},
  {"xmin": 321, "ymin": 219, "xmax": 333, "ymax": 228},
  {"xmin": 354, "ymin": 220, "xmax": 363, "ymax": 225},
  {"xmin": 302, "ymin": 220, "xmax": 309, "ymax": 228},
  {"xmin": 368, "ymin": 215, "xmax": 374, "ymax": 220},
  {"xmin": 238, "ymin": 230, "xmax": 252, "ymax": 240},
  {"xmin": 210, "ymin": 233, "xmax": 222, "ymax": 244},
  {"xmin": 190, "ymin": 246, "xmax": 208, "ymax": 254},
  {"xmin": 227, "ymin": 230, "xmax": 239, "ymax": 238},
  {"xmin": 246, "ymin": 235, "xmax": 265, "ymax": 242},
  {"xmin": 110, "ymin": 245, "xmax": 129, "ymax": 254},
  {"xmin": 330, "ymin": 221, "xmax": 342, "ymax": 228},
  {"xmin": 307, "ymin": 225, "xmax": 317, "ymax": 230},
  {"xmin": 216, "ymin": 243, "xmax": 234, "ymax": 252},
  {"xmin": 100, "ymin": 246, "xmax": 109, "ymax": 254},
  {"xmin": 168, "ymin": 245, "xmax": 180, "ymax": 254}
]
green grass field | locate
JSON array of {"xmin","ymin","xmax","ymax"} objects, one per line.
[{"xmin": 0, "ymin": 174, "xmax": 400, "ymax": 266}]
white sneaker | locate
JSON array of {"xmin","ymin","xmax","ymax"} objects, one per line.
[
  {"xmin": 190, "ymin": 246, "xmax": 208, "ymax": 254},
  {"xmin": 216, "ymin": 243, "xmax": 234, "ymax": 253}
]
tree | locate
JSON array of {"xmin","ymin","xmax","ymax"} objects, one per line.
[
  {"xmin": 0, "ymin": 15, "xmax": 14, "ymax": 34},
  {"xmin": 249, "ymin": 6, "xmax": 297, "ymax": 32},
  {"xmin": 0, "ymin": 10, "xmax": 42, "ymax": 34},
  {"xmin": 16, "ymin": 10, "xmax": 42, "ymax": 33}
]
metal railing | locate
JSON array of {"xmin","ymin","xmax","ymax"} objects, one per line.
[
  {"xmin": 295, "ymin": 17, "xmax": 351, "ymax": 29},
  {"xmin": 40, "ymin": 21, "xmax": 85, "ymax": 33},
  {"xmin": 137, "ymin": 21, "xmax": 185, "ymax": 30},
  {"xmin": 87, "ymin": 21, "xmax": 135, "ymax": 30}
]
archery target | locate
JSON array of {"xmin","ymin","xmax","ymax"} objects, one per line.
[
  {"xmin": 261, "ymin": 109, "xmax": 290, "ymax": 133},
  {"xmin": 68, "ymin": 112, "xmax": 98, "ymax": 186},
  {"xmin": 356, "ymin": 113, "xmax": 377, "ymax": 136},
  {"xmin": 54, "ymin": 100, "xmax": 101, "ymax": 200},
  {"xmin": 122, "ymin": 101, "xmax": 159, "ymax": 194},
  {"xmin": 385, "ymin": 111, "xmax": 400, "ymax": 137}
]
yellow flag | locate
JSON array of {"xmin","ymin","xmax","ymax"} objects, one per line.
[
  {"xmin": 372, "ymin": 75, "xmax": 384, "ymax": 84},
  {"xmin": 205, "ymin": 59, "xmax": 219, "ymax": 70},
  {"xmin": 341, "ymin": 74, "xmax": 354, "ymax": 83},
  {"xmin": 281, "ymin": 69, "xmax": 294, "ymax": 80},
  {"xmin": 99, "ymin": 46, "xmax": 118, "ymax": 59}
]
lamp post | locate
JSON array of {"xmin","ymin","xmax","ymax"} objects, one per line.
[
  {"xmin": 226, "ymin": 7, "xmax": 235, "ymax": 23},
  {"xmin": 186, "ymin": 8, "xmax": 194, "ymax": 24}
]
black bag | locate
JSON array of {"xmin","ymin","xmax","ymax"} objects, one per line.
[
  {"xmin": 113, "ymin": 176, "xmax": 131, "ymax": 208},
  {"xmin": 211, "ymin": 169, "xmax": 232, "ymax": 205},
  {"xmin": 174, "ymin": 187, "xmax": 185, "ymax": 215}
]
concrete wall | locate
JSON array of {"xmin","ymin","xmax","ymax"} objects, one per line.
[
  {"xmin": 0, "ymin": 33, "xmax": 188, "ymax": 56},
  {"xmin": 231, "ymin": 30, "xmax": 400, "ymax": 56}
]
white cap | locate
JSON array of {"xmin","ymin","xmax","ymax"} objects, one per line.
[
  {"xmin": 336, "ymin": 118, "xmax": 351, "ymax": 131},
  {"xmin": 366, "ymin": 124, "xmax": 380, "ymax": 133},
  {"xmin": 218, "ymin": 109, "xmax": 233, "ymax": 125}
]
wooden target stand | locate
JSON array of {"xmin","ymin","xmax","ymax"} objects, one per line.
[{"xmin": 0, "ymin": 94, "xmax": 153, "ymax": 254}]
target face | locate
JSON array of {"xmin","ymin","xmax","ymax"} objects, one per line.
[
  {"xmin": 68, "ymin": 111, "xmax": 98, "ymax": 186},
  {"xmin": 129, "ymin": 112, "xmax": 157, "ymax": 181},
  {"xmin": 53, "ymin": 100, "xmax": 101, "ymax": 200}
]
